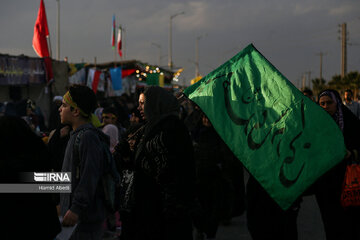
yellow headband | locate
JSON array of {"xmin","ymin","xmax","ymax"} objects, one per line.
[
  {"xmin": 102, "ymin": 113, "xmax": 117, "ymax": 119},
  {"xmin": 63, "ymin": 91, "xmax": 102, "ymax": 128},
  {"xmin": 63, "ymin": 91, "xmax": 89, "ymax": 118}
]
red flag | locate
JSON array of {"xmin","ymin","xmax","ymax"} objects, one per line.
[
  {"xmin": 122, "ymin": 69, "xmax": 135, "ymax": 78},
  {"xmin": 117, "ymin": 27, "xmax": 122, "ymax": 57},
  {"xmin": 33, "ymin": 0, "xmax": 50, "ymax": 57},
  {"xmin": 33, "ymin": 0, "xmax": 53, "ymax": 81}
]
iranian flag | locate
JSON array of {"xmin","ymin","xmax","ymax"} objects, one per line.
[
  {"xmin": 117, "ymin": 26, "xmax": 122, "ymax": 57},
  {"xmin": 87, "ymin": 69, "xmax": 104, "ymax": 93}
]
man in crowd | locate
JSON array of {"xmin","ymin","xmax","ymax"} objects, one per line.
[
  {"xmin": 59, "ymin": 85, "xmax": 106, "ymax": 240},
  {"xmin": 344, "ymin": 89, "xmax": 360, "ymax": 119}
]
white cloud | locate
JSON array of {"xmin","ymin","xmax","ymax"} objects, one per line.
[
  {"xmin": 175, "ymin": 2, "xmax": 208, "ymax": 31},
  {"xmin": 329, "ymin": 4, "xmax": 355, "ymax": 16},
  {"xmin": 294, "ymin": 5, "xmax": 317, "ymax": 15}
]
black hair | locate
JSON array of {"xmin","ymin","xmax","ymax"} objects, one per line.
[
  {"xmin": 68, "ymin": 85, "xmax": 97, "ymax": 117},
  {"xmin": 130, "ymin": 107, "xmax": 141, "ymax": 119},
  {"xmin": 302, "ymin": 89, "xmax": 313, "ymax": 96},
  {"xmin": 102, "ymin": 106, "xmax": 119, "ymax": 117}
]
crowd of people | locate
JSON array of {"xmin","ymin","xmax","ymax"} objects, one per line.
[{"xmin": 0, "ymin": 85, "xmax": 359, "ymax": 240}]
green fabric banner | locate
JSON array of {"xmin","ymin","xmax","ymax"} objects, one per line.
[
  {"xmin": 184, "ymin": 44, "xmax": 346, "ymax": 210},
  {"xmin": 146, "ymin": 73, "xmax": 159, "ymax": 86}
]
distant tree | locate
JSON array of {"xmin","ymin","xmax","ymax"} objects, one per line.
[
  {"xmin": 328, "ymin": 75, "xmax": 343, "ymax": 93},
  {"xmin": 327, "ymin": 71, "xmax": 360, "ymax": 98},
  {"xmin": 344, "ymin": 71, "xmax": 360, "ymax": 97}
]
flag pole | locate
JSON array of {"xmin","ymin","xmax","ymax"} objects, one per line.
[
  {"xmin": 47, "ymin": 36, "xmax": 52, "ymax": 58},
  {"xmin": 122, "ymin": 26, "xmax": 125, "ymax": 60},
  {"xmin": 112, "ymin": 14, "xmax": 116, "ymax": 68},
  {"xmin": 114, "ymin": 42, "xmax": 117, "ymax": 68},
  {"xmin": 120, "ymin": 25, "xmax": 123, "ymax": 69}
]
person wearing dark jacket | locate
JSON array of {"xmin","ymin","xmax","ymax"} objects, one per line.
[
  {"xmin": 246, "ymin": 175, "xmax": 302, "ymax": 240},
  {"xmin": 117, "ymin": 86, "xmax": 198, "ymax": 240},
  {"xmin": 48, "ymin": 124, "xmax": 71, "ymax": 172},
  {"xmin": 315, "ymin": 89, "xmax": 360, "ymax": 239},
  {"xmin": 59, "ymin": 85, "xmax": 106, "ymax": 240},
  {"xmin": 193, "ymin": 114, "xmax": 236, "ymax": 239}
]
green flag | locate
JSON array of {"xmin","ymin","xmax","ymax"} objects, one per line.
[{"xmin": 184, "ymin": 44, "xmax": 346, "ymax": 210}]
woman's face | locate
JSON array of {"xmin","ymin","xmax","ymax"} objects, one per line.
[
  {"xmin": 102, "ymin": 113, "xmax": 117, "ymax": 125},
  {"xmin": 138, "ymin": 93, "xmax": 146, "ymax": 120},
  {"xmin": 319, "ymin": 95, "xmax": 337, "ymax": 116}
]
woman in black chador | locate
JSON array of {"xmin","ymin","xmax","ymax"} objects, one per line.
[
  {"xmin": 315, "ymin": 89, "xmax": 360, "ymax": 240},
  {"xmin": 116, "ymin": 86, "xmax": 198, "ymax": 240}
]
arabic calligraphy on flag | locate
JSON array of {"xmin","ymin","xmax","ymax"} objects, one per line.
[{"xmin": 184, "ymin": 44, "xmax": 346, "ymax": 210}]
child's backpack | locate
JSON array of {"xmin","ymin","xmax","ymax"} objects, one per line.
[{"xmin": 73, "ymin": 127, "xmax": 120, "ymax": 213}]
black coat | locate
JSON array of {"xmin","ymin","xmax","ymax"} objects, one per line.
[
  {"xmin": 122, "ymin": 115, "xmax": 197, "ymax": 240},
  {"xmin": 314, "ymin": 105, "xmax": 360, "ymax": 240}
]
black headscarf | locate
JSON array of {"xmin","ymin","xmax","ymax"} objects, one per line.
[
  {"xmin": 135, "ymin": 86, "xmax": 179, "ymax": 145},
  {"xmin": 318, "ymin": 89, "xmax": 344, "ymax": 132},
  {"xmin": 143, "ymin": 86, "xmax": 179, "ymax": 128},
  {"xmin": 318, "ymin": 89, "xmax": 360, "ymax": 153}
]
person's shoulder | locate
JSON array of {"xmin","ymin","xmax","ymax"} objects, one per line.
[
  {"xmin": 102, "ymin": 124, "xmax": 118, "ymax": 132},
  {"xmin": 159, "ymin": 114, "xmax": 183, "ymax": 129},
  {"xmin": 76, "ymin": 124, "xmax": 101, "ymax": 140}
]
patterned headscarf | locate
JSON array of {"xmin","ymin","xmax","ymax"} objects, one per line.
[{"xmin": 318, "ymin": 89, "xmax": 344, "ymax": 132}]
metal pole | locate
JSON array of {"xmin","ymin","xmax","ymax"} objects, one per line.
[
  {"xmin": 168, "ymin": 12, "xmax": 184, "ymax": 71},
  {"xmin": 341, "ymin": 23, "xmax": 347, "ymax": 79},
  {"xmin": 195, "ymin": 35, "xmax": 202, "ymax": 77},
  {"xmin": 152, "ymin": 43, "xmax": 161, "ymax": 66},
  {"xmin": 302, "ymin": 74, "xmax": 305, "ymax": 90},
  {"xmin": 122, "ymin": 27, "xmax": 125, "ymax": 60},
  {"xmin": 56, "ymin": 0, "xmax": 60, "ymax": 61},
  {"xmin": 168, "ymin": 16, "xmax": 172, "ymax": 70},
  {"xmin": 320, "ymin": 53, "xmax": 322, "ymax": 81},
  {"xmin": 316, "ymin": 52, "xmax": 327, "ymax": 81},
  {"xmin": 114, "ymin": 39, "xmax": 117, "ymax": 68}
]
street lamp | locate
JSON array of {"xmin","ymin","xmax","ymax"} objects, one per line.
[
  {"xmin": 56, "ymin": 0, "xmax": 60, "ymax": 61},
  {"xmin": 195, "ymin": 35, "xmax": 202, "ymax": 77},
  {"xmin": 151, "ymin": 42, "xmax": 162, "ymax": 66},
  {"xmin": 168, "ymin": 11, "xmax": 185, "ymax": 70}
]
